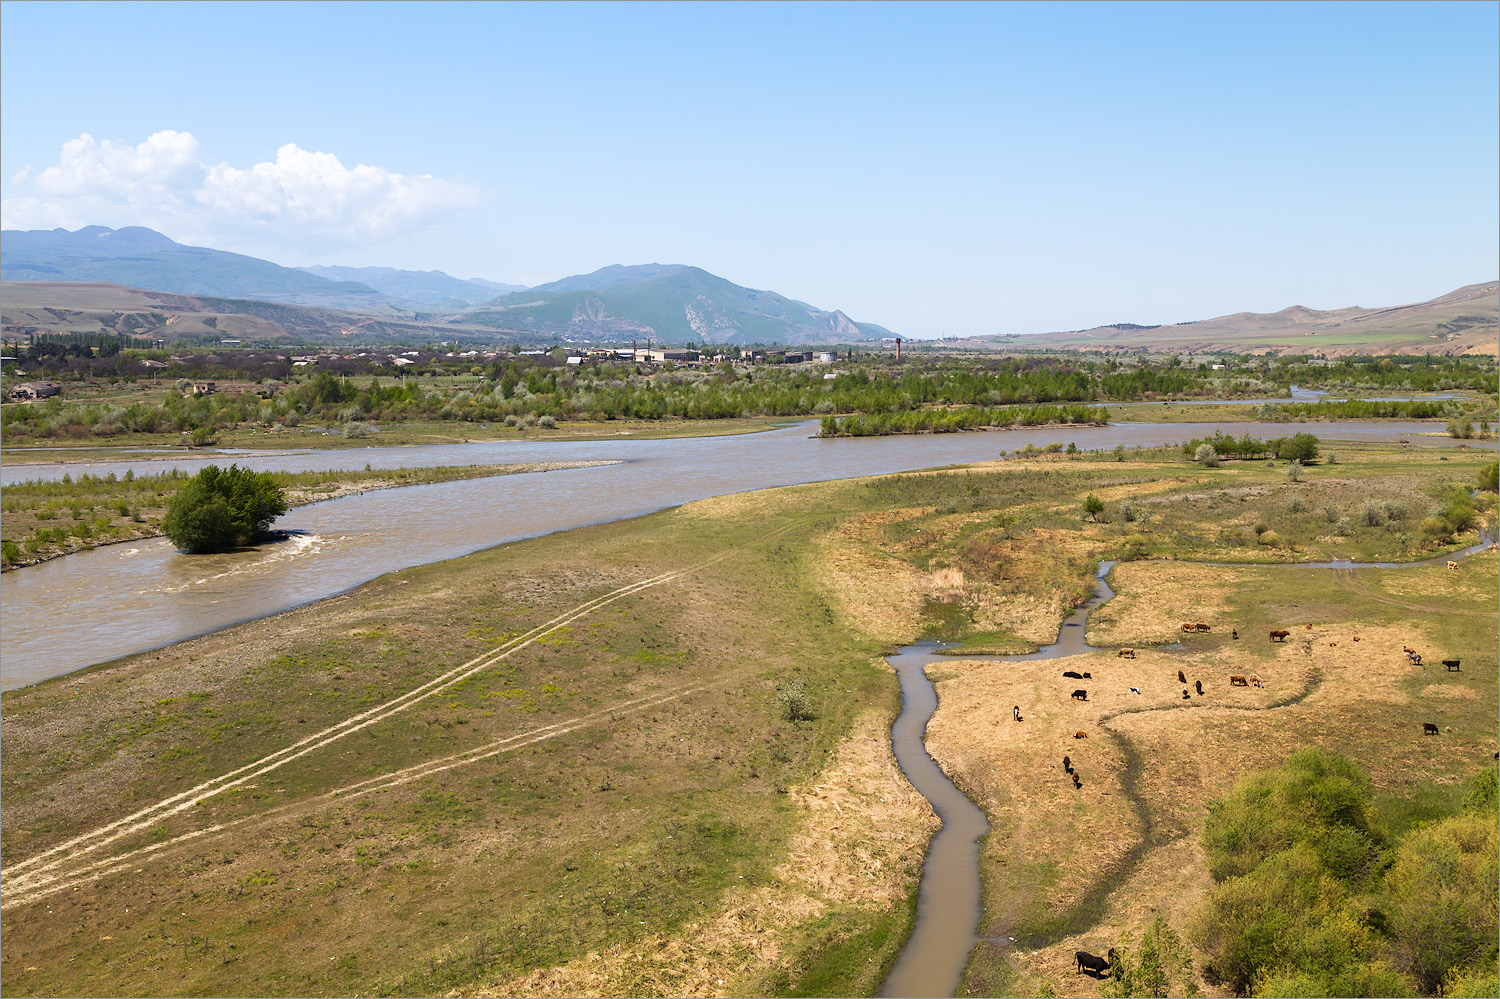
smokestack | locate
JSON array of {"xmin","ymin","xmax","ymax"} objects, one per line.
[
  {"xmin": 632, "ymin": 339, "xmax": 637, "ymax": 363},
  {"xmin": 895, "ymin": 336, "xmax": 903, "ymax": 362}
]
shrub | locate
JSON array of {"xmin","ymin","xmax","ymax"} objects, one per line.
[
  {"xmin": 1481, "ymin": 460, "xmax": 1498, "ymax": 493},
  {"xmin": 1083, "ymin": 493, "xmax": 1105, "ymax": 521},
  {"xmin": 1271, "ymin": 432, "xmax": 1320, "ymax": 462},
  {"xmin": 537, "ymin": 414, "xmax": 558, "ymax": 429},
  {"xmin": 1258, "ymin": 530, "xmax": 1282, "ymax": 547},
  {"xmin": 1194, "ymin": 443, "xmax": 1220, "ymax": 467},
  {"xmin": 1383, "ymin": 814, "xmax": 1498, "ymax": 992},
  {"xmin": 777, "ymin": 681, "xmax": 813, "ymax": 722},
  {"xmin": 1285, "ymin": 495, "xmax": 1306, "ymax": 513},
  {"xmin": 1446, "ymin": 418, "xmax": 1474, "ymax": 439},
  {"xmin": 1285, "ymin": 458, "xmax": 1303, "ymax": 482},
  {"xmin": 161, "ymin": 464, "xmax": 288, "ymax": 554},
  {"xmin": 1253, "ymin": 522, "xmax": 1270, "ymax": 536},
  {"xmin": 1118, "ymin": 501, "xmax": 1141, "ymax": 523},
  {"xmin": 0, "ymin": 540, "xmax": 19, "ymax": 565}
]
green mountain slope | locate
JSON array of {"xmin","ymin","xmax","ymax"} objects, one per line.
[{"xmin": 469, "ymin": 264, "xmax": 891, "ymax": 344}]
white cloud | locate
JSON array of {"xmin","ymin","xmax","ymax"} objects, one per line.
[{"xmin": 2, "ymin": 131, "xmax": 478, "ymax": 250}]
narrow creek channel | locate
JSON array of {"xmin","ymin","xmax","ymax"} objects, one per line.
[{"xmin": 880, "ymin": 540, "xmax": 1494, "ymax": 997}]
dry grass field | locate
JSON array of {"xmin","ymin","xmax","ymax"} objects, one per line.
[{"xmin": 1, "ymin": 441, "xmax": 1493, "ymax": 997}]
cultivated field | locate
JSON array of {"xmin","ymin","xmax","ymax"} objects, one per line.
[{"xmin": 1, "ymin": 442, "xmax": 1493, "ymax": 997}]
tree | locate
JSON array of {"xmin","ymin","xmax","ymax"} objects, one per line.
[
  {"xmin": 1384, "ymin": 814, "xmax": 1498, "ymax": 992},
  {"xmin": 161, "ymin": 464, "xmax": 288, "ymax": 554},
  {"xmin": 1270, "ymin": 433, "xmax": 1320, "ymax": 462},
  {"xmin": 1083, "ymin": 493, "xmax": 1105, "ymax": 521},
  {"xmin": 1194, "ymin": 443, "xmax": 1220, "ymax": 467}
]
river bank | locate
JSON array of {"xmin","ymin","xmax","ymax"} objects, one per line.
[{"xmin": 0, "ymin": 460, "xmax": 621, "ymax": 572}]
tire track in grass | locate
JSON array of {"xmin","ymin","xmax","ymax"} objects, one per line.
[{"xmin": 3, "ymin": 552, "xmax": 737, "ymax": 893}]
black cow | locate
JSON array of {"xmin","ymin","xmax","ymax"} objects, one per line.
[
  {"xmin": 1194, "ymin": 679, "xmax": 1203, "ymax": 695},
  {"xmin": 1444, "ymin": 659, "xmax": 1462, "ymax": 672},
  {"xmin": 1423, "ymin": 722, "xmax": 1439, "ymax": 736},
  {"xmin": 1072, "ymin": 773, "xmax": 1083, "ymax": 789},
  {"xmin": 1063, "ymin": 670, "xmax": 1083, "ymax": 679},
  {"xmin": 1177, "ymin": 670, "xmax": 1187, "ymax": 684},
  {"xmin": 1071, "ymin": 689, "xmax": 1088, "ymax": 701},
  {"xmin": 1076, "ymin": 950, "xmax": 1110, "ymax": 976},
  {"xmin": 1013, "ymin": 705, "xmax": 1022, "ymax": 722},
  {"xmin": 1062, "ymin": 755, "xmax": 1072, "ymax": 773},
  {"xmin": 1082, "ymin": 671, "xmax": 1092, "ymax": 679},
  {"xmin": 1232, "ymin": 628, "xmax": 1239, "ymax": 640}
]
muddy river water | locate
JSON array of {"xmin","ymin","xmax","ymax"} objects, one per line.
[{"xmin": 0, "ymin": 419, "xmax": 1489, "ymax": 688}]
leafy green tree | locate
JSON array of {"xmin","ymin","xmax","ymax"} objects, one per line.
[
  {"xmin": 1083, "ymin": 493, "xmax": 1105, "ymax": 521},
  {"xmin": 1270, "ymin": 433, "xmax": 1320, "ymax": 462},
  {"xmin": 161, "ymin": 464, "xmax": 288, "ymax": 554},
  {"xmin": 1480, "ymin": 459, "xmax": 1498, "ymax": 493},
  {"xmin": 1105, "ymin": 915, "xmax": 1200, "ymax": 998},
  {"xmin": 1383, "ymin": 813, "xmax": 1498, "ymax": 992}
]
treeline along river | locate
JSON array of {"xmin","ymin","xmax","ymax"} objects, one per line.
[{"xmin": 1, "ymin": 419, "xmax": 1493, "ymax": 688}]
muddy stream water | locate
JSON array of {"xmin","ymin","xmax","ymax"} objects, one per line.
[{"xmin": 880, "ymin": 539, "xmax": 1493, "ymax": 997}]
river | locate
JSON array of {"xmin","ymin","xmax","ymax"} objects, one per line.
[{"xmin": 1, "ymin": 419, "xmax": 1490, "ymax": 689}]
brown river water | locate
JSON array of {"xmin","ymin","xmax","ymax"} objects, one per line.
[{"xmin": 0, "ymin": 419, "xmax": 1488, "ymax": 689}]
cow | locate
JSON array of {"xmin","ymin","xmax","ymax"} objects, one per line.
[
  {"xmin": 1072, "ymin": 773, "xmax": 1083, "ymax": 789},
  {"xmin": 1074, "ymin": 730, "xmax": 1088, "ymax": 739},
  {"xmin": 1062, "ymin": 755, "xmax": 1072, "ymax": 773},
  {"xmin": 1423, "ymin": 722, "xmax": 1439, "ymax": 736},
  {"xmin": 1269, "ymin": 630, "xmax": 1290, "ymax": 642},
  {"xmin": 1328, "ymin": 641, "xmax": 1338, "ymax": 647},
  {"xmin": 1118, "ymin": 648, "xmax": 1135, "ymax": 659},
  {"xmin": 1181, "ymin": 623, "xmax": 1195, "ymax": 633},
  {"xmin": 1249, "ymin": 674, "xmax": 1263, "ymax": 688},
  {"xmin": 1014, "ymin": 705, "xmax": 1022, "ymax": 722},
  {"xmin": 1182, "ymin": 687, "xmax": 1190, "ymax": 699},
  {"xmin": 1410, "ymin": 653, "xmax": 1423, "ymax": 667},
  {"xmin": 1447, "ymin": 560, "xmax": 1458, "ymax": 569},
  {"xmin": 1305, "ymin": 623, "xmax": 1313, "ymax": 630},
  {"xmin": 1083, "ymin": 672, "xmax": 1092, "ymax": 679},
  {"xmin": 1229, "ymin": 674, "xmax": 1249, "ymax": 686},
  {"xmin": 1178, "ymin": 670, "xmax": 1187, "ymax": 684},
  {"xmin": 1444, "ymin": 659, "xmax": 1462, "ymax": 672},
  {"xmin": 1063, "ymin": 670, "xmax": 1084, "ymax": 679},
  {"xmin": 1129, "ymin": 686, "xmax": 1142, "ymax": 695},
  {"xmin": 1194, "ymin": 679, "xmax": 1203, "ymax": 695},
  {"xmin": 1232, "ymin": 628, "xmax": 1239, "ymax": 640},
  {"xmin": 1076, "ymin": 950, "xmax": 1110, "ymax": 976},
  {"xmin": 1353, "ymin": 636, "xmax": 1360, "ymax": 642},
  {"xmin": 1071, "ymin": 689, "xmax": 1088, "ymax": 701},
  {"xmin": 1192, "ymin": 622, "xmax": 1211, "ymax": 633}
]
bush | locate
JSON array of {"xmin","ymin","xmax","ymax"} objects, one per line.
[
  {"xmin": 537, "ymin": 414, "xmax": 558, "ymax": 429},
  {"xmin": 1383, "ymin": 814, "xmax": 1498, "ymax": 992},
  {"xmin": 1083, "ymin": 493, "xmax": 1105, "ymax": 521},
  {"xmin": 1285, "ymin": 458, "xmax": 1303, "ymax": 482},
  {"xmin": 1271, "ymin": 433, "xmax": 1320, "ymax": 462},
  {"xmin": 1258, "ymin": 530, "xmax": 1283, "ymax": 547},
  {"xmin": 0, "ymin": 539, "xmax": 19, "ymax": 565},
  {"xmin": 777, "ymin": 681, "xmax": 813, "ymax": 722},
  {"xmin": 1194, "ymin": 443, "xmax": 1220, "ymax": 467},
  {"xmin": 161, "ymin": 464, "xmax": 288, "ymax": 554},
  {"xmin": 1104, "ymin": 915, "xmax": 1199, "ymax": 998},
  {"xmin": 1481, "ymin": 460, "xmax": 1498, "ymax": 493},
  {"xmin": 1118, "ymin": 501, "xmax": 1141, "ymax": 523},
  {"xmin": 1446, "ymin": 418, "xmax": 1474, "ymax": 439}
]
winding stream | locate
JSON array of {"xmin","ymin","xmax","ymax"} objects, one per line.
[{"xmin": 880, "ymin": 540, "xmax": 1494, "ymax": 996}]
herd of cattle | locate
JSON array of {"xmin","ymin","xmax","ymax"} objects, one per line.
[{"xmin": 1025, "ymin": 621, "xmax": 1468, "ymax": 811}]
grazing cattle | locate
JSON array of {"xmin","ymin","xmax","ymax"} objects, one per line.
[
  {"xmin": 1410, "ymin": 653, "xmax": 1423, "ymax": 667},
  {"xmin": 1082, "ymin": 672, "xmax": 1092, "ymax": 679},
  {"xmin": 1063, "ymin": 670, "xmax": 1083, "ymax": 680},
  {"xmin": 1423, "ymin": 723, "xmax": 1439, "ymax": 736},
  {"xmin": 1195, "ymin": 679, "xmax": 1203, "ymax": 695},
  {"xmin": 1074, "ymin": 730, "xmax": 1088, "ymax": 739},
  {"xmin": 1232, "ymin": 628, "xmax": 1239, "ymax": 640},
  {"xmin": 1249, "ymin": 674, "xmax": 1264, "ymax": 688},
  {"xmin": 1013, "ymin": 705, "xmax": 1022, "ymax": 722},
  {"xmin": 1062, "ymin": 755, "xmax": 1072, "ymax": 773},
  {"xmin": 1353, "ymin": 636, "xmax": 1360, "ymax": 642},
  {"xmin": 1229, "ymin": 674, "xmax": 1249, "ymax": 686},
  {"xmin": 1178, "ymin": 670, "xmax": 1187, "ymax": 684},
  {"xmin": 1444, "ymin": 659, "xmax": 1461, "ymax": 672},
  {"xmin": 1118, "ymin": 648, "xmax": 1135, "ymax": 659},
  {"xmin": 1076, "ymin": 950, "xmax": 1111, "ymax": 976},
  {"xmin": 1447, "ymin": 560, "xmax": 1458, "ymax": 569},
  {"xmin": 1182, "ymin": 687, "xmax": 1190, "ymax": 699},
  {"xmin": 1269, "ymin": 630, "xmax": 1290, "ymax": 642},
  {"xmin": 1328, "ymin": 641, "xmax": 1338, "ymax": 647},
  {"xmin": 1129, "ymin": 686, "xmax": 1142, "ymax": 695},
  {"xmin": 1305, "ymin": 623, "xmax": 1313, "ymax": 630},
  {"xmin": 1071, "ymin": 689, "xmax": 1088, "ymax": 701},
  {"xmin": 1192, "ymin": 622, "xmax": 1211, "ymax": 633},
  {"xmin": 1181, "ymin": 623, "xmax": 1194, "ymax": 633},
  {"xmin": 1072, "ymin": 773, "xmax": 1083, "ymax": 789}
]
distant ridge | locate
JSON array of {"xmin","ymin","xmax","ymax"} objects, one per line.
[
  {"xmin": 953, "ymin": 282, "xmax": 1498, "ymax": 357},
  {"xmin": 0, "ymin": 226, "xmax": 392, "ymax": 310},
  {"xmin": 299, "ymin": 264, "xmax": 526, "ymax": 306}
]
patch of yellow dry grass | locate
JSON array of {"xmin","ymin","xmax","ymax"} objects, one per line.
[
  {"xmin": 1087, "ymin": 562, "xmax": 1243, "ymax": 646},
  {"xmin": 466, "ymin": 701, "xmax": 937, "ymax": 999}
]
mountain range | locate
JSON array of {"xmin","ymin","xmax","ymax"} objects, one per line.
[{"xmin": 298, "ymin": 265, "xmax": 526, "ymax": 306}]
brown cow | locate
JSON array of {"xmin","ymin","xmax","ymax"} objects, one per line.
[
  {"xmin": 1447, "ymin": 560, "xmax": 1458, "ymax": 569},
  {"xmin": 1177, "ymin": 669, "xmax": 1187, "ymax": 684},
  {"xmin": 1329, "ymin": 641, "xmax": 1338, "ymax": 647},
  {"xmin": 1269, "ymin": 630, "xmax": 1290, "ymax": 642},
  {"xmin": 1194, "ymin": 679, "xmax": 1203, "ymax": 695},
  {"xmin": 1181, "ymin": 623, "xmax": 1195, "ymax": 633},
  {"xmin": 1074, "ymin": 730, "xmax": 1088, "ymax": 739},
  {"xmin": 1229, "ymin": 674, "xmax": 1249, "ymax": 686},
  {"xmin": 1192, "ymin": 622, "xmax": 1211, "ymax": 633},
  {"xmin": 1305, "ymin": 623, "xmax": 1313, "ymax": 630},
  {"xmin": 1232, "ymin": 628, "xmax": 1239, "ymax": 640},
  {"xmin": 1249, "ymin": 674, "xmax": 1264, "ymax": 688},
  {"xmin": 1062, "ymin": 755, "xmax": 1073, "ymax": 773},
  {"xmin": 1118, "ymin": 648, "xmax": 1136, "ymax": 659}
]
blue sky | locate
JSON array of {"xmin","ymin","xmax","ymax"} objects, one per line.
[{"xmin": 2, "ymin": 1, "xmax": 1496, "ymax": 336}]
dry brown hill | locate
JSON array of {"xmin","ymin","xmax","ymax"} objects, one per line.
[{"xmin": 957, "ymin": 282, "xmax": 1498, "ymax": 356}]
